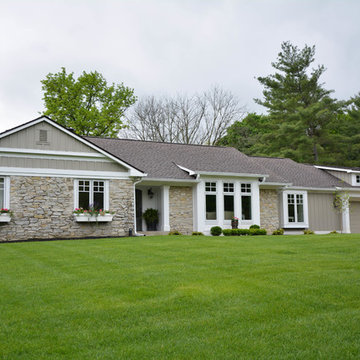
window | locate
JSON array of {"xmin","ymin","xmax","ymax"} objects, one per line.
[
  {"xmin": 76, "ymin": 180, "xmax": 107, "ymax": 210},
  {"xmin": 240, "ymin": 183, "xmax": 252, "ymax": 220},
  {"xmin": 287, "ymin": 193, "xmax": 304, "ymax": 223},
  {"xmin": 205, "ymin": 182, "xmax": 217, "ymax": 220},
  {"xmin": 223, "ymin": 183, "xmax": 234, "ymax": 220},
  {"xmin": 0, "ymin": 178, "xmax": 4, "ymax": 208},
  {"xmin": 283, "ymin": 191, "xmax": 308, "ymax": 227},
  {"xmin": 0, "ymin": 177, "xmax": 10, "ymax": 209}
]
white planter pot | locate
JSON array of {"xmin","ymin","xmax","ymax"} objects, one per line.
[
  {"xmin": 0, "ymin": 214, "xmax": 11, "ymax": 222},
  {"xmin": 74, "ymin": 214, "xmax": 114, "ymax": 223}
]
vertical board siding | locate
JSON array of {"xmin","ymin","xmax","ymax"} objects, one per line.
[
  {"xmin": 308, "ymin": 192, "xmax": 341, "ymax": 231},
  {"xmin": 0, "ymin": 121, "xmax": 98, "ymax": 153},
  {"xmin": 350, "ymin": 201, "xmax": 360, "ymax": 233}
]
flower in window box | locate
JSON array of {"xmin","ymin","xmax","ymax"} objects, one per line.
[{"xmin": 0, "ymin": 208, "xmax": 13, "ymax": 216}]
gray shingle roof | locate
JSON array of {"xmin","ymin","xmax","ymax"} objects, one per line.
[
  {"xmin": 85, "ymin": 137, "xmax": 269, "ymax": 180},
  {"xmin": 251, "ymin": 156, "xmax": 348, "ymax": 188},
  {"xmin": 85, "ymin": 137, "xmax": 351, "ymax": 188}
]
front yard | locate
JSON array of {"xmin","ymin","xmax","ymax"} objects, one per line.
[{"xmin": 1, "ymin": 234, "xmax": 360, "ymax": 359}]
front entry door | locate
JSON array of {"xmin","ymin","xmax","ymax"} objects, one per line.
[{"xmin": 135, "ymin": 189, "xmax": 143, "ymax": 231}]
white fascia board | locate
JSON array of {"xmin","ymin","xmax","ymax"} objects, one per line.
[
  {"xmin": 0, "ymin": 151, "xmax": 114, "ymax": 163},
  {"xmin": 260, "ymin": 182, "xmax": 292, "ymax": 187},
  {"xmin": 315, "ymin": 165, "xmax": 358, "ymax": 174},
  {"xmin": 0, "ymin": 166, "xmax": 133, "ymax": 179},
  {"xmin": 137, "ymin": 177, "xmax": 199, "ymax": 185},
  {"xmin": 175, "ymin": 164, "xmax": 196, "ymax": 176},
  {"xmin": 197, "ymin": 171, "xmax": 268, "ymax": 178},
  {"xmin": 0, "ymin": 147, "xmax": 106, "ymax": 158},
  {"xmin": 0, "ymin": 117, "xmax": 146, "ymax": 177}
]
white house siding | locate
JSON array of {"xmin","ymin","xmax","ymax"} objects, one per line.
[{"xmin": 0, "ymin": 176, "xmax": 134, "ymax": 241}]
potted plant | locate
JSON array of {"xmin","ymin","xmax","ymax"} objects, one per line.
[
  {"xmin": 143, "ymin": 208, "xmax": 159, "ymax": 231},
  {"xmin": 73, "ymin": 207, "xmax": 114, "ymax": 222},
  {"xmin": 231, "ymin": 216, "xmax": 239, "ymax": 229}
]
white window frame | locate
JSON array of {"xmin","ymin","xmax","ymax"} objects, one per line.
[
  {"xmin": 240, "ymin": 183, "xmax": 252, "ymax": 222},
  {"xmin": 205, "ymin": 181, "xmax": 218, "ymax": 222},
  {"xmin": 74, "ymin": 179, "xmax": 109, "ymax": 210},
  {"xmin": 223, "ymin": 182, "xmax": 235, "ymax": 222},
  {"xmin": 282, "ymin": 190, "xmax": 309, "ymax": 228},
  {"xmin": 0, "ymin": 176, "xmax": 10, "ymax": 209}
]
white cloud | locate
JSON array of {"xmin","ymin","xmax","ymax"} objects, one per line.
[{"xmin": 0, "ymin": 0, "xmax": 359, "ymax": 132}]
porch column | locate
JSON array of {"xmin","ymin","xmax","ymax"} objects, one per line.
[
  {"xmin": 342, "ymin": 199, "xmax": 351, "ymax": 233},
  {"xmin": 162, "ymin": 185, "xmax": 170, "ymax": 231}
]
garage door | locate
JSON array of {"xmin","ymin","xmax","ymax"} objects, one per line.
[{"xmin": 350, "ymin": 201, "xmax": 360, "ymax": 233}]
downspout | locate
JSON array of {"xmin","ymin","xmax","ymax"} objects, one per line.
[{"xmin": 133, "ymin": 177, "xmax": 145, "ymax": 236}]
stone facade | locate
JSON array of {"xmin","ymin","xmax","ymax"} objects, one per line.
[
  {"xmin": 169, "ymin": 186, "xmax": 193, "ymax": 234},
  {"xmin": 260, "ymin": 189, "xmax": 280, "ymax": 233},
  {"xmin": 0, "ymin": 176, "xmax": 134, "ymax": 241}
]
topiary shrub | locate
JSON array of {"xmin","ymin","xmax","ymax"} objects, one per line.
[
  {"xmin": 272, "ymin": 228, "xmax": 284, "ymax": 235},
  {"xmin": 249, "ymin": 228, "xmax": 267, "ymax": 236},
  {"xmin": 192, "ymin": 231, "xmax": 204, "ymax": 236},
  {"xmin": 168, "ymin": 230, "xmax": 182, "ymax": 235},
  {"xmin": 210, "ymin": 226, "xmax": 222, "ymax": 236},
  {"xmin": 249, "ymin": 224, "xmax": 260, "ymax": 229},
  {"xmin": 303, "ymin": 229, "xmax": 314, "ymax": 235}
]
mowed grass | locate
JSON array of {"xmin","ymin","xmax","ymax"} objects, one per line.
[{"xmin": 1, "ymin": 235, "xmax": 360, "ymax": 359}]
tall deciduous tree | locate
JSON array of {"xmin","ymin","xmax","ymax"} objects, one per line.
[
  {"xmin": 125, "ymin": 86, "xmax": 245, "ymax": 145},
  {"xmin": 41, "ymin": 68, "xmax": 136, "ymax": 137},
  {"xmin": 255, "ymin": 41, "xmax": 337, "ymax": 163}
]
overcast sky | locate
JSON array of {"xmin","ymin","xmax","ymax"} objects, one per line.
[{"xmin": 0, "ymin": 0, "xmax": 359, "ymax": 133}]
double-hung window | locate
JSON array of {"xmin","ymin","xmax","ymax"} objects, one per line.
[
  {"xmin": 240, "ymin": 183, "xmax": 252, "ymax": 220},
  {"xmin": 223, "ymin": 183, "xmax": 234, "ymax": 220},
  {"xmin": 283, "ymin": 191, "xmax": 308, "ymax": 227},
  {"xmin": 75, "ymin": 180, "xmax": 108, "ymax": 210},
  {"xmin": 205, "ymin": 182, "xmax": 217, "ymax": 220},
  {"xmin": 0, "ymin": 177, "xmax": 10, "ymax": 209}
]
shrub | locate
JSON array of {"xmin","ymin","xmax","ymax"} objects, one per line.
[
  {"xmin": 329, "ymin": 230, "xmax": 338, "ymax": 234},
  {"xmin": 249, "ymin": 224, "xmax": 260, "ymax": 229},
  {"xmin": 222, "ymin": 229, "xmax": 233, "ymax": 236},
  {"xmin": 303, "ymin": 229, "xmax": 314, "ymax": 235},
  {"xmin": 192, "ymin": 231, "xmax": 204, "ymax": 236},
  {"xmin": 272, "ymin": 228, "xmax": 284, "ymax": 235},
  {"xmin": 249, "ymin": 228, "xmax": 267, "ymax": 236},
  {"xmin": 238, "ymin": 229, "xmax": 250, "ymax": 236},
  {"xmin": 210, "ymin": 226, "xmax": 222, "ymax": 236},
  {"xmin": 168, "ymin": 230, "xmax": 182, "ymax": 235}
]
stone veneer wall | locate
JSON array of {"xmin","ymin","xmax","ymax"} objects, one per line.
[
  {"xmin": 0, "ymin": 176, "xmax": 134, "ymax": 241},
  {"xmin": 260, "ymin": 189, "xmax": 280, "ymax": 233},
  {"xmin": 169, "ymin": 186, "xmax": 193, "ymax": 234}
]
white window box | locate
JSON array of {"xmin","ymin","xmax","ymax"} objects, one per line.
[
  {"xmin": 0, "ymin": 214, "xmax": 11, "ymax": 222},
  {"xmin": 74, "ymin": 214, "xmax": 114, "ymax": 223}
]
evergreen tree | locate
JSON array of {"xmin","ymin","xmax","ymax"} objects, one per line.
[{"xmin": 255, "ymin": 41, "xmax": 337, "ymax": 163}]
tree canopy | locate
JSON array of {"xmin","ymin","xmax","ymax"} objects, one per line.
[{"xmin": 41, "ymin": 68, "xmax": 136, "ymax": 137}]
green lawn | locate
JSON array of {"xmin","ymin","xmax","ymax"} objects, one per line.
[{"xmin": 1, "ymin": 235, "xmax": 360, "ymax": 359}]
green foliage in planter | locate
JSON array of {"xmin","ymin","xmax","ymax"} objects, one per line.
[
  {"xmin": 272, "ymin": 228, "xmax": 284, "ymax": 235},
  {"xmin": 142, "ymin": 208, "xmax": 159, "ymax": 225},
  {"xmin": 304, "ymin": 229, "xmax": 315, "ymax": 235},
  {"xmin": 250, "ymin": 228, "xmax": 267, "ymax": 236},
  {"xmin": 249, "ymin": 224, "xmax": 260, "ymax": 229},
  {"xmin": 210, "ymin": 226, "xmax": 222, "ymax": 236},
  {"xmin": 192, "ymin": 232, "xmax": 204, "ymax": 236},
  {"xmin": 168, "ymin": 230, "xmax": 182, "ymax": 235}
]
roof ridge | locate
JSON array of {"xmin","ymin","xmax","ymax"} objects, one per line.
[{"xmin": 84, "ymin": 136, "xmax": 232, "ymax": 149}]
